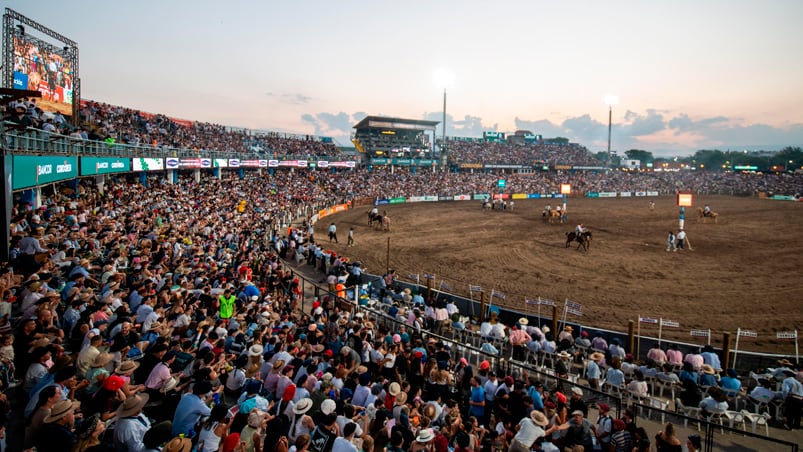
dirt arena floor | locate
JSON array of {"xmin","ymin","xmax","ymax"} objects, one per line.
[{"xmin": 321, "ymin": 195, "xmax": 803, "ymax": 354}]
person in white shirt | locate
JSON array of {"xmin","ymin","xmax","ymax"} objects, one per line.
[{"xmin": 331, "ymin": 421, "xmax": 358, "ymax": 452}]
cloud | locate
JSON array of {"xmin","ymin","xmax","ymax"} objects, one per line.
[
  {"xmin": 422, "ymin": 112, "xmax": 497, "ymax": 137},
  {"xmin": 265, "ymin": 92, "xmax": 311, "ymax": 105},
  {"xmin": 621, "ymin": 109, "xmax": 666, "ymax": 137}
]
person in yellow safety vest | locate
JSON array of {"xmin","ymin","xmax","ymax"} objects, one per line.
[{"xmin": 219, "ymin": 288, "xmax": 236, "ymax": 321}]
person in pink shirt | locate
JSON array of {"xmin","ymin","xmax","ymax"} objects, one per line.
[
  {"xmin": 666, "ymin": 344, "xmax": 684, "ymax": 366},
  {"xmin": 646, "ymin": 343, "xmax": 667, "ymax": 365},
  {"xmin": 509, "ymin": 319, "xmax": 532, "ymax": 360}
]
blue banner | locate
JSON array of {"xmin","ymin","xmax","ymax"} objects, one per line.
[{"xmin": 13, "ymin": 71, "xmax": 28, "ymax": 91}]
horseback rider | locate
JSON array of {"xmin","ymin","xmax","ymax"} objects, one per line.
[
  {"xmin": 371, "ymin": 206, "xmax": 379, "ymax": 216},
  {"xmin": 703, "ymin": 205, "xmax": 711, "ymax": 217},
  {"xmin": 576, "ymin": 223, "xmax": 586, "ymax": 236}
]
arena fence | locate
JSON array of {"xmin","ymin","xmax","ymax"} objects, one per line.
[{"xmin": 283, "ymin": 261, "xmax": 798, "ymax": 452}]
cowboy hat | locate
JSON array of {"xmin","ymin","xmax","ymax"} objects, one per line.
[
  {"xmin": 115, "ymin": 360, "xmax": 139, "ymax": 375},
  {"xmin": 558, "ymin": 351, "xmax": 571, "ymax": 359},
  {"xmin": 589, "ymin": 352, "xmax": 605, "ymax": 361},
  {"xmin": 530, "ymin": 410, "xmax": 548, "ymax": 426},
  {"xmin": 248, "ymin": 344, "xmax": 264, "ymax": 357},
  {"xmin": 311, "ymin": 344, "xmax": 325, "ymax": 354},
  {"xmin": 117, "ymin": 393, "xmax": 149, "ymax": 418},
  {"xmin": 778, "ymin": 358, "xmax": 794, "ymax": 367},
  {"xmin": 293, "ymin": 397, "xmax": 313, "ymax": 415},
  {"xmin": 416, "ymin": 428, "xmax": 435, "ymax": 443},
  {"xmin": 388, "ymin": 382, "xmax": 401, "ymax": 396},
  {"xmin": 44, "ymin": 399, "xmax": 80, "ymax": 423},
  {"xmin": 519, "ymin": 317, "xmax": 529, "ymax": 326},
  {"xmin": 701, "ymin": 364, "xmax": 716, "ymax": 375},
  {"xmin": 162, "ymin": 436, "xmax": 192, "ymax": 452},
  {"xmin": 320, "ymin": 399, "xmax": 336, "ymax": 415},
  {"xmin": 395, "ymin": 391, "xmax": 408, "ymax": 405},
  {"xmin": 272, "ymin": 359, "xmax": 286, "ymax": 371}
]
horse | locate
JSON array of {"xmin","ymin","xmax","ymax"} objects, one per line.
[
  {"xmin": 381, "ymin": 215, "xmax": 391, "ymax": 232},
  {"xmin": 697, "ymin": 207, "xmax": 718, "ymax": 223},
  {"xmin": 565, "ymin": 231, "xmax": 592, "ymax": 251},
  {"xmin": 548, "ymin": 209, "xmax": 562, "ymax": 224},
  {"xmin": 482, "ymin": 200, "xmax": 492, "ymax": 211},
  {"xmin": 368, "ymin": 211, "xmax": 382, "ymax": 226}
]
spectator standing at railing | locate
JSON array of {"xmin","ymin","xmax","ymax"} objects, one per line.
[{"xmin": 781, "ymin": 369, "xmax": 803, "ymax": 430}]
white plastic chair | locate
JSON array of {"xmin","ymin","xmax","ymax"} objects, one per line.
[
  {"xmin": 648, "ymin": 397, "xmax": 671, "ymax": 423},
  {"xmin": 675, "ymin": 398, "xmax": 701, "ymax": 430},
  {"xmin": 740, "ymin": 410, "xmax": 771, "ymax": 435}
]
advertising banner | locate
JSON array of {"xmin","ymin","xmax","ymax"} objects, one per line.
[
  {"xmin": 393, "ymin": 159, "xmax": 412, "ymax": 166},
  {"xmin": 165, "ymin": 158, "xmax": 179, "ymax": 169},
  {"xmin": 511, "ymin": 193, "xmax": 528, "ymax": 199},
  {"xmin": 646, "ymin": 191, "xmax": 659, "ymax": 196},
  {"xmin": 13, "ymin": 155, "xmax": 77, "ymax": 190},
  {"xmin": 80, "ymin": 157, "xmax": 130, "ymax": 176},
  {"xmin": 241, "ymin": 160, "xmax": 261, "ymax": 167},
  {"xmin": 453, "ymin": 195, "xmax": 472, "ymax": 201},
  {"xmin": 375, "ymin": 199, "xmax": 390, "ymax": 205},
  {"xmin": 635, "ymin": 191, "xmax": 646, "ymax": 197},
  {"xmin": 268, "ymin": 160, "xmax": 278, "ymax": 167},
  {"xmin": 329, "ymin": 161, "xmax": 356, "ymax": 168},
  {"xmin": 228, "ymin": 159, "xmax": 240, "ymax": 168},
  {"xmin": 259, "ymin": 160, "xmax": 268, "ymax": 167},
  {"xmin": 371, "ymin": 158, "xmax": 389, "ymax": 165},
  {"xmin": 408, "ymin": 196, "xmax": 425, "ymax": 203},
  {"xmin": 473, "ymin": 194, "xmax": 490, "ymax": 200},
  {"xmin": 179, "ymin": 159, "xmax": 202, "ymax": 168},
  {"xmin": 527, "ymin": 194, "xmax": 542, "ymax": 199},
  {"xmin": 389, "ymin": 197, "xmax": 406, "ymax": 204},
  {"xmin": 619, "ymin": 192, "xmax": 632, "ymax": 197},
  {"xmin": 200, "ymin": 158, "xmax": 212, "ymax": 168},
  {"xmin": 214, "ymin": 159, "xmax": 228, "ymax": 168},
  {"xmin": 132, "ymin": 158, "xmax": 164, "ymax": 171},
  {"xmin": 585, "ymin": 192, "xmax": 600, "ymax": 198},
  {"xmin": 599, "ymin": 192, "xmax": 617, "ymax": 198}
]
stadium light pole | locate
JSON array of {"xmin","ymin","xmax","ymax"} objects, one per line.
[
  {"xmin": 604, "ymin": 95, "xmax": 619, "ymax": 169},
  {"xmin": 434, "ymin": 69, "xmax": 454, "ymax": 171}
]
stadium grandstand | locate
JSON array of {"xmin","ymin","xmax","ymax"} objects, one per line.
[{"xmin": 3, "ymin": 7, "xmax": 803, "ymax": 452}]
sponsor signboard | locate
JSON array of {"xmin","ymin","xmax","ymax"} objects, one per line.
[
  {"xmin": 13, "ymin": 155, "xmax": 78, "ymax": 190},
  {"xmin": 241, "ymin": 160, "xmax": 261, "ymax": 167},
  {"xmin": 132, "ymin": 158, "xmax": 164, "ymax": 171},
  {"xmin": 228, "ymin": 159, "xmax": 241, "ymax": 168},
  {"xmin": 389, "ymin": 197, "xmax": 406, "ymax": 204},
  {"xmin": 371, "ymin": 158, "xmax": 389, "ymax": 165},
  {"xmin": 473, "ymin": 194, "xmax": 490, "ymax": 200},
  {"xmin": 599, "ymin": 192, "xmax": 617, "ymax": 198},
  {"xmin": 647, "ymin": 191, "xmax": 659, "ymax": 196},
  {"xmin": 179, "ymin": 159, "xmax": 202, "ymax": 168},
  {"xmin": 200, "ymin": 158, "xmax": 212, "ymax": 168},
  {"xmin": 527, "ymin": 194, "xmax": 542, "ymax": 199},
  {"xmin": 453, "ymin": 195, "xmax": 471, "ymax": 201},
  {"xmin": 259, "ymin": 160, "xmax": 268, "ymax": 167},
  {"xmin": 635, "ymin": 191, "xmax": 647, "ymax": 197},
  {"xmin": 619, "ymin": 192, "xmax": 632, "ymax": 197},
  {"xmin": 329, "ymin": 161, "xmax": 356, "ymax": 168},
  {"xmin": 586, "ymin": 192, "xmax": 600, "ymax": 198},
  {"xmin": 80, "ymin": 157, "xmax": 131, "ymax": 176},
  {"xmin": 511, "ymin": 193, "xmax": 528, "ymax": 199},
  {"xmin": 214, "ymin": 159, "xmax": 228, "ymax": 168},
  {"xmin": 165, "ymin": 158, "xmax": 180, "ymax": 169}
]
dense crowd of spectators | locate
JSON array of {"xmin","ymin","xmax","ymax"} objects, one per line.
[
  {"xmin": 0, "ymin": 158, "xmax": 801, "ymax": 452},
  {"xmin": 448, "ymin": 142, "xmax": 600, "ymax": 167}
]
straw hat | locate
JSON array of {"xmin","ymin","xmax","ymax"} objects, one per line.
[
  {"xmin": 272, "ymin": 359, "xmax": 286, "ymax": 371},
  {"xmin": 44, "ymin": 400, "xmax": 80, "ymax": 423},
  {"xmin": 117, "ymin": 393, "xmax": 149, "ymax": 417},
  {"xmin": 558, "ymin": 351, "xmax": 571, "ymax": 359},
  {"xmin": 395, "ymin": 391, "xmax": 408, "ymax": 405},
  {"xmin": 320, "ymin": 399, "xmax": 336, "ymax": 415},
  {"xmin": 416, "ymin": 428, "xmax": 435, "ymax": 443},
  {"xmin": 293, "ymin": 397, "xmax": 313, "ymax": 415},
  {"xmin": 160, "ymin": 377, "xmax": 178, "ymax": 394},
  {"xmin": 311, "ymin": 344, "xmax": 325, "ymax": 354},
  {"xmin": 248, "ymin": 344, "xmax": 264, "ymax": 357},
  {"xmin": 589, "ymin": 352, "xmax": 605, "ymax": 361},
  {"xmin": 519, "ymin": 317, "xmax": 529, "ymax": 326},
  {"xmin": 701, "ymin": 364, "xmax": 716, "ymax": 375},
  {"xmin": 388, "ymin": 382, "xmax": 401, "ymax": 396},
  {"xmin": 162, "ymin": 436, "xmax": 193, "ymax": 452},
  {"xmin": 529, "ymin": 410, "xmax": 548, "ymax": 426},
  {"xmin": 115, "ymin": 360, "xmax": 139, "ymax": 375}
]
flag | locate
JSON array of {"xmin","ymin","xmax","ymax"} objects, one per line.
[
  {"xmin": 639, "ymin": 317, "xmax": 659, "ymax": 324},
  {"xmin": 525, "ymin": 298, "xmax": 539, "ymax": 306},
  {"xmin": 439, "ymin": 281, "xmax": 452, "ymax": 291},
  {"xmin": 539, "ymin": 299, "xmax": 556, "ymax": 306},
  {"xmin": 777, "ymin": 331, "xmax": 798, "ymax": 339},
  {"xmin": 565, "ymin": 300, "xmax": 583, "ymax": 316},
  {"xmin": 469, "ymin": 285, "xmax": 482, "ymax": 292},
  {"xmin": 423, "ymin": 273, "xmax": 435, "ymax": 279}
]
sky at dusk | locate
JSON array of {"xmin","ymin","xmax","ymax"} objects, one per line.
[{"xmin": 5, "ymin": 1, "xmax": 803, "ymax": 156}]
